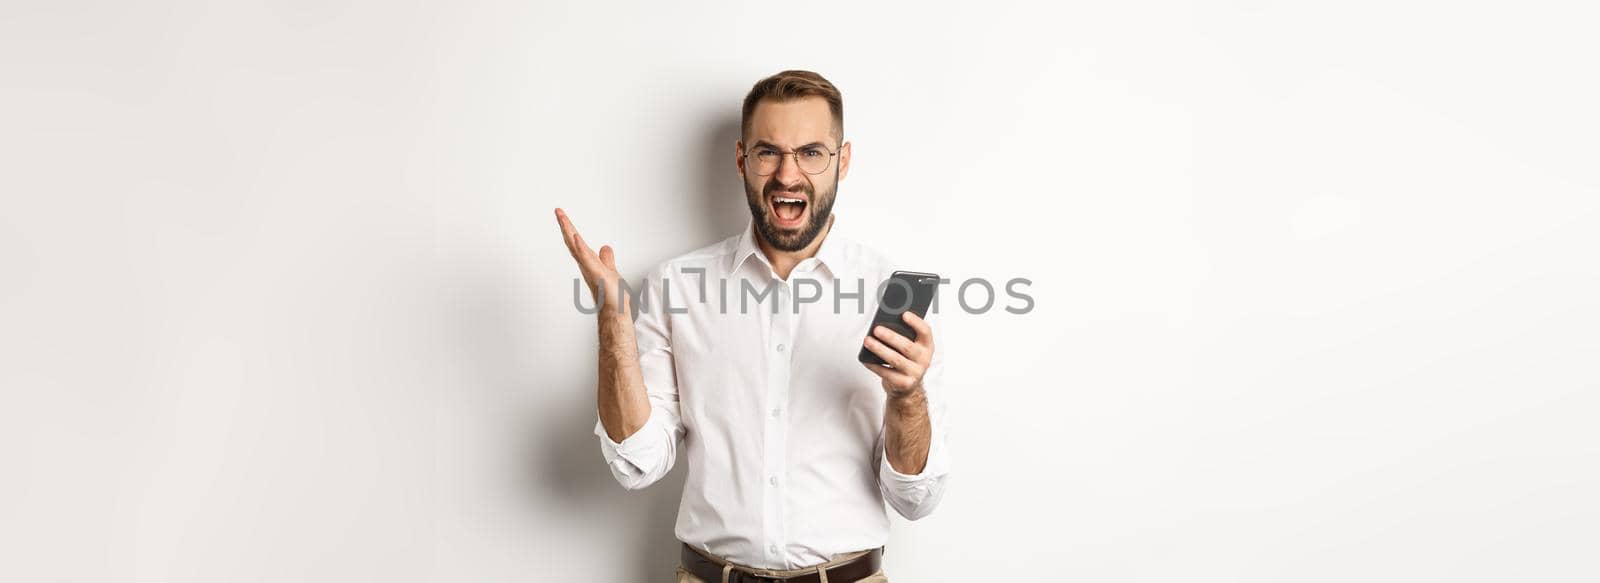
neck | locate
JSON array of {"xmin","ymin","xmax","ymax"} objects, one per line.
[{"xmin": 756, "ymin": 213, "xmax": 835, "ymax": 281}]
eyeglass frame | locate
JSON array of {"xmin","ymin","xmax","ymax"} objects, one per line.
[{"xmin": 739, "ymin": 142, "xmax": 845, "ymax": 176}]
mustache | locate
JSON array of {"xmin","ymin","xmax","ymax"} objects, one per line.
[{"xmin": 763, "ymin": 180, "xmax": 812, "ymax": 198}]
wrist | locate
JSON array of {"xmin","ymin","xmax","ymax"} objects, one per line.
[
  {"xmin": 596, "ymin": 299, "xmax": 632, "ymax": 324},
  {"xmin": 887, "ymin": 386, "xmax": 927, "ymax": 409}
]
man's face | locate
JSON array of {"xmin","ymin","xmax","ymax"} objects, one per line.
[{"xmin": 737, "ymin": 97, "xmax": 851, "ymax": 252}]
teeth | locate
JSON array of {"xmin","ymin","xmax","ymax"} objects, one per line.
[{"xmin": 775, "ymin": 197, "xmax": 804, "ymax": 204}]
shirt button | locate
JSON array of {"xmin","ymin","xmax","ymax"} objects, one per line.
[
  {"xmin": 776, "ymin": 343, "xmax": 785, "ymax": 352},
  {"xmin": 771, "ymin": 408, "xmax": 780, "ymax": 418},
  {"xmin": 769, "ymin": 544, "xmax": 778, "ymax": 555},
  {"xmin": 769, "ymin": 476, "xmax": 777, "ymax": 486}
]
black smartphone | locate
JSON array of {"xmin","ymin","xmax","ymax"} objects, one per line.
[{"xmin": 859, "ymin": 270, "xmax": 941, "ymax": 366}]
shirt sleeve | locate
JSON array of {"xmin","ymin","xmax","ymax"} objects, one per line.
[
  {"xmin": 594, "ymin": 263, "xmax": 686, "ymax": 491},
  {"xmin": 875, "ymin": 322, "xmax": 952, "ymax": 521}
]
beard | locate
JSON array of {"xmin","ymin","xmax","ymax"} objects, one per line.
[{"xmin": 744, "ymin": 174, "xmax": 838, "ymax": 252}]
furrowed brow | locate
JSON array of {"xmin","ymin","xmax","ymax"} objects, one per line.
[{"xmin": 750, "ymin": 140, "xmax": 829, "ymax": 151}]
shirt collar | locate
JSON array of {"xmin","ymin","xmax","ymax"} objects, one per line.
[
  {"xmin": 730, "ymin": 219, "xmax": 764, "ymax": 273},
  {"xmin": 729, "ymin": 214, "xmax": 851, "ymax": 282}
]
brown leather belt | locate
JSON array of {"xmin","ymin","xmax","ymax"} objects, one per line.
[{"xmin": 680, "ymin": 544, "xmax": 883, "ymax": 583}]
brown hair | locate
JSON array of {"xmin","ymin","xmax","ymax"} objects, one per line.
[{"xmin": 741, "ymin": 70, "xmax": 844, "ymax": 142}]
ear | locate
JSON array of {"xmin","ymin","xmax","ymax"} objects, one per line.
[
  {"xmin": 735, "ymin": 139, "xmax": 747, "ymax": 178},
  {"xmin": 838, "ymin": 141, "xmax": 852, "ymax": 181}
]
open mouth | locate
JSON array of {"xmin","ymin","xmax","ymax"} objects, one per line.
[{"xmin": 769, "ymin": 194, "xmax": 808, "ymax": 228}]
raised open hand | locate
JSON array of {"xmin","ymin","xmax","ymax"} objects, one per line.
[{"xmin": 555, "ymin": 208, "xmax": 626, "ymax": 315}]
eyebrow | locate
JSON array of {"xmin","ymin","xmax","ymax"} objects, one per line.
[{"xmin": 751, "ymin": 140, "xmax": 829, "ymax": 150}]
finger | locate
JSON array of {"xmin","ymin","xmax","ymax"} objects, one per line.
[
  {"xmin": 557, "ymin": 209, "xmax": 599, "ymax": 263},
  {"xmin": 573, "ymin": 232, "xmax": 597, "ymax": 261},
  {"xmin": 871, "ymin": 325, "xmax": 923, "ymax": 361},
  {"xmin": 555, "ymin": 208, "xmax": 580, "ymax": 253},
  {"xmin": 902, "ymin": 311, "xmax": 934, "ymax": 350},
  {"xmin": 863, "ymin": 335, "xmax": 920, "ymax": 375},
  {"xmin": 564, "ymin": 233, "xmax": 603, "ymax": 279},
  {"xmin": 599, "ymin": 245, "xmax": 617, "ymax": 270},
  {"xmin": 557, "ymin": 210, "xmax": 595, "ymax": 267}
]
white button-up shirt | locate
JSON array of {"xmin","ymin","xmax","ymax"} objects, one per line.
[{"xmin": 593, "ymin": 216, "xmax": 952, "ymax": 569}]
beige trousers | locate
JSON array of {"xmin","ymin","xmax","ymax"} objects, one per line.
[{"xmin": 675, "ymin": 546, "xmax": 889, "ymax": 583}]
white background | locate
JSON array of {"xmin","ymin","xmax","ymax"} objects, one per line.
[{"xmin": 3, "ymin": 1, "xmax": 1597, "ymax": 581}]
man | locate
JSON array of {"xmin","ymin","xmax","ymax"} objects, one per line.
[{"xmin": 555, "ymin": 70, "xmax": 950, "ymax": 582}]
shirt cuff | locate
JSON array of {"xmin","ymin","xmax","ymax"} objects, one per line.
[{"xmin": 595, "ymin": 408, "xmax": 667, "ymax": 474}]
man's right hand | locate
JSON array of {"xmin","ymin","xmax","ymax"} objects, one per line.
[
  {"xmin": 555, "ymin": 208, "xmax": 628, "ymax": 316},
  {"xmin": 556, "ymin": 208, "xmax": 651, "ymax": 444}
]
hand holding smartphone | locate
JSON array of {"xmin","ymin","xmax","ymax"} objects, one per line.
[{"xmin": 859, "ymin": 270, "xmax": 940, "ymax": 366}]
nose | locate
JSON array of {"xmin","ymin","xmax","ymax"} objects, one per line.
[{"xmin": 772, "ymin": 151, "xmax": 806, "ymax": 187}]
